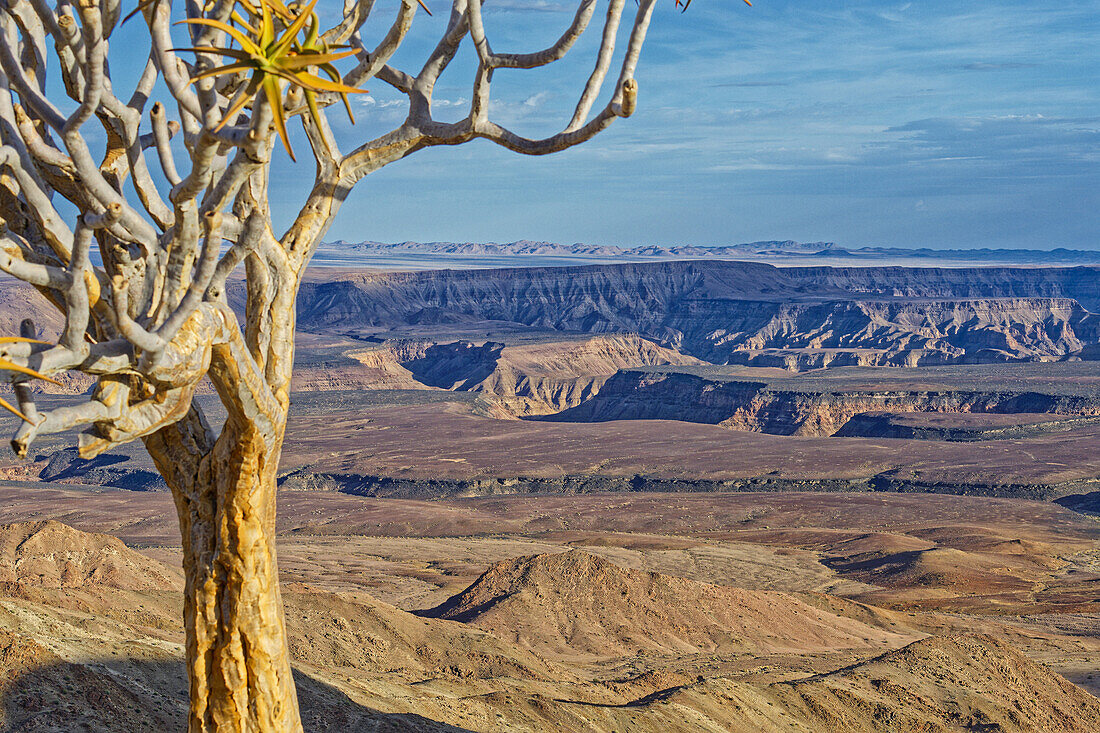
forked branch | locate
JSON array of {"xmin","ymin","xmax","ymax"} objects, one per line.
[{"xmin": 0, "ymin": 0, "xmax": 700, "ymax": 461}]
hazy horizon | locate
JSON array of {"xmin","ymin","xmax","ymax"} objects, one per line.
[{"xmin": 323, "ymin": 237, "xmax": 1100, "ymax": 253}]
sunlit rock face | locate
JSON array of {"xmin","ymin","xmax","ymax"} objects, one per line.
[{"xmin": 294, "ymin": 261, "xmax": 1100, "ymax": 365}]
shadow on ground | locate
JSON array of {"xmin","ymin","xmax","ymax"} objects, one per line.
[{"xmin": 1, "ymin": 656, "xmax": 473, "ymax": 732}]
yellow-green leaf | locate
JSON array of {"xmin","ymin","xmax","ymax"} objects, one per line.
[
  {"xmin": 189, "ymin": 61, "xmax": 259, "ymax": 86},
  {"xmin": 289, "ymin": 70, "xmax": 366, "ymax": 96},
  {"xmin": 276, "ymin": 49, "xmax": 357, "ymax": 72},
  {"xmin": 0, "ymin": 337, "xmax": 47, "ymax": 344},
  {"xmin": 230, "ymin": 10, "xmax": 260, "ymax": 36},
  {"xmin": 258, "ymin": 0, "xmax": 276, "ymax": 48},
  {"xmin": 272, "ymin": 0, "xmax": 320, "ymax": 58},
  {"xmin": 236, "ymin": 0, "xmax": 294, "ymax": 22},
  {"xmin": 179, "ymin": 18, "xmax": 262, "ymax": 55},
  {"xmin": 319, "ymin": 63, "xmax": 356, "ymax": 123},
  {"xmin": 0, "ymin": 357, "xmax": 61, "ymax": 386},
  {"xmin": 0, "ymin": 396, "xmax": 29, "ymax": 422},
  {"xmin": 262, "ymin": 75, "xmax": 294, "ymax": 160},
  {"xmin": 173, "ymin": 46, "xmax": 256, "ymax": 62}
]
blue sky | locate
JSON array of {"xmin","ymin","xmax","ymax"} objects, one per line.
[{"xmin": 261, "ymin": 2, "xmax": 1097, "ymax": 248}]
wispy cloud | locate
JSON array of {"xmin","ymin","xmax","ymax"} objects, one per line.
[
  {"xmin": 287, "ymin": 0, "xmax": 1100, "ymax": 250},
  {"xmin": 959, "ymin": 62, "xmax": 1038, "ymax": 71}
]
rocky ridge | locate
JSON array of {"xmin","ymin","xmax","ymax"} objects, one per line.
[
  {"xmin": 419, "ymin": 550, "xmax": 916, "ymax": 662},
  {"xmin": 297, "ymin": 261, "xmax": 1100, "ymax": 367},
  {"xmin": 328, "ymin": 239, "xmax": 1100, "ymax": 265},
  {"xmin": 541, "ymin": 369, "xmax": 1100, "ymax": 436},
  {"xmin": 621, "ymin": 634, "xmax": 1100, "ymax": 733},
  {"xmin": 2, "ymin": 521, "xmax": 1099, "ymax": 731}
]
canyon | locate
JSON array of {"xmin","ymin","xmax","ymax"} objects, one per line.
[
  {"xmin": 4, "ymin": 257, "xmax": 1100, "ymax": 731},
  {"xmin": 10, "ymin": 260, "xmax": 1100, "ymax": 503},
  {"xmin": 541, "ymin": 366, "xmax": 1100, "ymax": 436}
]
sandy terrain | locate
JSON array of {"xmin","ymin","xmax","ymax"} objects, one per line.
[
  {"xmin": 278, "ymin": 399, "xmax": 1100, "ymax": 490},
  {"xmin": 0, "ymin": 503, "xmax": 1098, "ymax": 731},
  {"xmin": 3, "ymin": 261, "xmax": 1100, "ymax": 730}
]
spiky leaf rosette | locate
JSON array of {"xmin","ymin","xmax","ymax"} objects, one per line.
[{"xmin": 177, "ymin": 0, "xmax": 368, "ymax": 160}]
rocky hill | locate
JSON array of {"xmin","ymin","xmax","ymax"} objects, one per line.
[
  {"xmin": 421, "ymin": 550, "xmax": 917, "ymax": 662},
  {"xmin": 0, "ymin": 521, "xmax": 180, "ymax": 591},
  {"xmin": 418, "ymin": 550, "xmax": 1100, "ymax": 731}
]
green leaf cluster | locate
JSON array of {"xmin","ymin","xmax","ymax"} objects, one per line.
[{"xmin": 177, "ymin": 0, "xmax": 368, "ymax": 160}]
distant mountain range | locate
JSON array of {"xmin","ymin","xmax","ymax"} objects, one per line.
[{"xmin": 324, "ymin": 239, "xmax": 1100, "ymax": 265}]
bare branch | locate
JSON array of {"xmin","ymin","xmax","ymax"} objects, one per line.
[
  {"xmin": 0, "ymin": 0, "xmax": 681, "ymax": 724},
  {"xmin": 344, "ymin": 0, "xmax": 418, "ymax": 88},
  {"xmin": 467, "ymin": 0, "xmax": 599, "ymax": 69}
]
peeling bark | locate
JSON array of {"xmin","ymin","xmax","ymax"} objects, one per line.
[{"xmin": 149, "ymin": 411, "xmax": 299, "ymax": 733}]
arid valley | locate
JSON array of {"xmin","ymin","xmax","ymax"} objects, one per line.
[
  {"xmin": 0, "ymin": 0, "xmax": 1093, "ymax": 728},
  {"xmin": 2, "ymin": 254, "xmax": 1100, "ymax": 731}
]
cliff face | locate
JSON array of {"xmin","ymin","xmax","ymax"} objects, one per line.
[
  {"xmin": 778, "ymin": 265, "xmax": 1100, "ymax": 310},
  {"xmin": 298, "ymin": 261, "xmax": 725, "ymax": 334},
  {"xmin": 673, "ymin": 296, "xmax": 1100, "ymax": 363},
  {"xmin": 345, "ymin": 334, "xmax": 701, "ymax": 415},
  {"xmin": 543, "ymin": 371, "xmax": 1100, "ymax": 437},
  {"xmin": 297, "ymin": 262, "xmax": 1100, "ymax": 365}
]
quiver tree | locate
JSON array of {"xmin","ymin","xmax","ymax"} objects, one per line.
[{"xmin": 0, "ymin": 0, "xmax": 738, "ymax": 729}]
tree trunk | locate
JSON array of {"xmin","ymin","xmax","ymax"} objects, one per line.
[{"xmin": 151, "ymin": 414, "xmax": 302, "ymax": 732}]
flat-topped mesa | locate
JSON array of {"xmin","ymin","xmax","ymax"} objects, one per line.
[
  {"xmin": 7, "ymin": 261, "xmax": 1100, "ymax": 371},
  {"xmin": 296, "ymin": 261, "xmax": 1100, "ymax": 366}
]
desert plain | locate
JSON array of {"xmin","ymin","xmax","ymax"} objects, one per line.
[{"xmin": 2, "ymin": 255, "xmax": 1100, "ymax": 731}]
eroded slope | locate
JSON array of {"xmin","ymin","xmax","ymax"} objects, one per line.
[
  {"xmin": 420, "ymin": 550, "xmax": 915, "ymax": 664},
  {"xmin": 297, "ymin": 262, "xmax": 1100, "ymax": 366},
  {"xmin": 3, "ymin": 520, "xmax": 1097, "ymax": 732}
]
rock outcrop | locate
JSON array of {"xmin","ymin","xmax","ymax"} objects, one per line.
[
  {"xmin": 346, "ymin": 334, "xmax": 701, "ymax": 414},
  {"xmin": 541, "ymin": 370, "xmax": 1100, "ymax": 436},
  {"xmin": 296, "ymin": 261, "xmax": 1100, "ymax": 366},
  {"xmin": 0, "ymin": 520, "xmax": 180, "ymax": 591},
  {"xmin": 834, "ymin": 411, "xmax": 1100, "ymax": 440}
]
